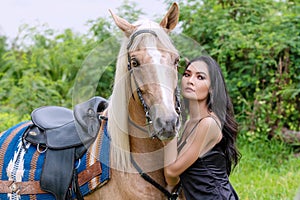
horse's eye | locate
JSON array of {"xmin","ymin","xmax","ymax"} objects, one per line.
[
  {"xmin": 174, "ymin": 57, "xmax": 179, "ymax": 67},
  {"xmin": 131, "ymin": 58, "xmax": 139, "ymax": 67}
]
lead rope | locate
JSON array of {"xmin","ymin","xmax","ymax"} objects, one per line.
[{"xmin": 130, "ymin": 154, "xmax": 182, "ymax": 200}]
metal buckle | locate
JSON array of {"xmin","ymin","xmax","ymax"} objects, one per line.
[
  {"xmin": 37, "ymin": 143, "xmax": 48, "ymax": 154},
  {"xmin": 169, "ymin": 192, "xmax": 179, "ymax": 200}
]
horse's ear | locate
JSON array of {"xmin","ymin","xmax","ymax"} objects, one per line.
[
  {"xmin": 109, "ymin": 9, "xmax": 136, "ymax": 37},
  {"xmin": 160, "ymin": 2, "xmax": 180, "ymax": 32}
]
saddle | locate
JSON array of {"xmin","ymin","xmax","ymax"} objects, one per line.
[{"xmin": 23, "ymin": 96, "xmax": 108, "ymax": 200}]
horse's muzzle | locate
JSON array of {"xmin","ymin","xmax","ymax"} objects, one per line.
[{"xmin": 153, "ymin": 114, "xmax": 180, "ymax": 140}]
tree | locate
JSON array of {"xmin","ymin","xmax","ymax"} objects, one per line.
[
  {"xmin": 0, "ymin": 0, "xmax": 145, "ymax": 125},
  {"xmin": 176, "ymin": 0, "xmax": 300, "ymax": 143}
]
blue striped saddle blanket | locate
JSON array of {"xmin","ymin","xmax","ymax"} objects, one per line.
[{"xmin": 0, "ymin": 120, "xmax": 110, "ymax": 200}]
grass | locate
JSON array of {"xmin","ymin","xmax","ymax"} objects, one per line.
[{"xmin": 230, "ymin": 139, "xmax": 300, "ymax": 200}]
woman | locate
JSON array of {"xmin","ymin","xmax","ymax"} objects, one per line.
[{"xmin": 164, "ymin": 55, "xmax": 241, "ymax": 199}]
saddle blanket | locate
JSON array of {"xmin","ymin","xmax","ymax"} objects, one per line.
[{"xmin": 0, "ymin": 120, "xmax": 110, "ymax": 200}]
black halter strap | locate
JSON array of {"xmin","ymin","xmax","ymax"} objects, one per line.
[
  {"xmin": 130, "ymin": 154, "xmax": 182, "ymax": 200},
  {"xmin": 127, "ymin": 30, "xmax": 158, "ymax": 50},
  {"xmin": 127, "ymin": 30, "xmax": 158, "ymax": 125}
]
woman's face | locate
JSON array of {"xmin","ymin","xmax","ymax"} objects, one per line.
[{"xmin": 181, "ymin": 61, "xmax": 211, "ymax": 101}]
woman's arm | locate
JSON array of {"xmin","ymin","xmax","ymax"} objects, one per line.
[
  {"xmin": 164, "ymin": 117, "xmax": 222, "ymax": 185},
  {"xmin": 164, "ymin": 138, "xmax": 180, "ymax": 186}
]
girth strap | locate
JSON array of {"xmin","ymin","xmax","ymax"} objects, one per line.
[{"xmin": 130, "ymin": 154, "xmax": 182, "ymax": 200}]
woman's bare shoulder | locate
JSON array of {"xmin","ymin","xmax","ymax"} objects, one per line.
[{"xmin": 196, "ymin": 116, "xmax": 222, "ymax": 139}]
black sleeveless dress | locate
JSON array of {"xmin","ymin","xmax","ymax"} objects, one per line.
[{"xmin": 179, "ymin": 144, "xmax": 239, "ymax": 200}]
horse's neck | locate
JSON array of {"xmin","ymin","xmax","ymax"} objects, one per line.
[
  {"xmin": 128, "ymin": 99, "xmax": 166, "ymax": 185},
  {"xmin": 128, "ymin": 133, "xmax": 166, "ymax": 187}
]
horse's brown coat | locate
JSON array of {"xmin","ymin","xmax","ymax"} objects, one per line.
[{"xmin": 85, "ymin": 3, "xmax": 185, "ymax": 200}]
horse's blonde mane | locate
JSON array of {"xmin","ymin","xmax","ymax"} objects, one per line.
[{"xmin": 108, "ymin": 19, "xmax": 178, "ymax": 172}]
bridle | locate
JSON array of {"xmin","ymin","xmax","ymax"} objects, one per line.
[
  {"xmin": 127, "ymin": 29, "xmax": 182, "ymax": 200},
  {"xmin": 127, "ymin": 30, "xmax": 181, "ymax": 133}
]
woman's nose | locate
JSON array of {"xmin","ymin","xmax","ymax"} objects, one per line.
[{"xmin": 187, "ymin": 76, "xmax": 194, "ymax": 85}]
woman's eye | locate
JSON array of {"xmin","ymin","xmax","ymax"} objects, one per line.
[
  {"xmin": 198, "ymin": 75, "xmax": 205, "ymax": 80},
  {"xmin": 183, "ymin": 72, "xmax": 189, "ymax": 77},
  {"xmin": 131, "ymin": 58, "xmax": 139, "ymax": 67}
]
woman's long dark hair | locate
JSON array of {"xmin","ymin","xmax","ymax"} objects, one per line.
[{"xmin": 185, "ymin": 55, "xmax": 241, "ymax": 175}]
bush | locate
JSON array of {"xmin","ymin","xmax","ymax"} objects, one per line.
[{"xmin": 177, "ymin": 0, "xmax": 300, "ymax": 143}]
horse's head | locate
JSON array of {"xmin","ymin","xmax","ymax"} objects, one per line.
[{"xmin": 110, "ymin": 3, "xmax": 180, "ymax": 141}]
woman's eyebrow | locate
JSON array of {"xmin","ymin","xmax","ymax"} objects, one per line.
[
  {"xmin": 185, "ymin": 68, "xmax": 207, "ymax": 76},
  {"xmin": 196, "ymin": 71, "xmax": 207, "ymax": 76}
]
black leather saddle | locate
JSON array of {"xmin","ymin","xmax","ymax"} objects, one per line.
[{"xmin": 23, "ymin": 96, "xmax": 108, "ymax": 200}]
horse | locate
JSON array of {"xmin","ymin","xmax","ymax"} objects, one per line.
[{"xmin": 0, "ymin": 2, "xmax": 184, "ymax": 200}]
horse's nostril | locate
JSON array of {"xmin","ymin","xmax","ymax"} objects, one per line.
[
  {"xmin": 156, "ymin": 117, "xmax": 163, "ymax": 128},
  {"xmin": 166, "ymin": 120, "xmax": 176, "ymax": 132},
  {"xmin": 155, "ymin": 117, "xmax": 177, "ymax": 133}
]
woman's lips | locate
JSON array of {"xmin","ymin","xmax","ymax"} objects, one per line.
[{"xmin": 184, "ymin": 87, "xmax": 195, "ymax": 92}]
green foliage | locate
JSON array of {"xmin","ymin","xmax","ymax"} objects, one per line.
[
  {"xmin": 0, "ymin": 0, "xmax": 144, "ymax": 129},
  {"xmin": 0, "ymin": 35, "xmax": 7, "ymax": 56},
  {"xmin": 0, "ymin": 35, "xmax": 8, "ymax": 75},
  {"xmin": 0, "ymin": 112, "xmax": 30, "ymax": 132},
  {"xmin": 116, "ymin": 0, "xmax": 144, "ymax": 23},
  {"xmin": 86, "ymin": 17, "xmax": 113, "ymax": 43},
  {"xmin": 0, "ymin": 26, "xmax": 93, "ymax": 114},
  {"xmin": 178, "ymin": 0, "xmax": 300, "ymax": 143}
]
